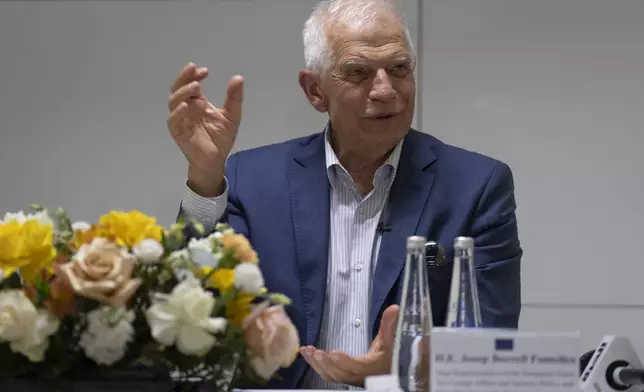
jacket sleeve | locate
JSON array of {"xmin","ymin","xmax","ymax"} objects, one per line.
[
  {"xmin": 218, "ymin": 153, "xmax": 250, "ymax": 238},
  {"xmin": 470, "ymin": 161, "xmax": 523, "ymax": 328}
]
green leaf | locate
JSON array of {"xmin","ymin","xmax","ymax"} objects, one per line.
[
  {"xmin": 211, "ymin": 288, "xmax": 239, "ymax": 317},
  {"xmin": 33, "ymin": 274, "xmax": 51, "ymax": 307},
  {"xmin": 218, "ymin": 249, "xmax": 238, "ymax": 269},
  {"xmin": 267, "ymin": 293, "xmax": 292, "ymax": 305},
  {"xmin": 51, "ymin": 206, "xmax": 72, "ymax": 233},
  {"xmin": 215, "ymin": 222, "xmax": 230, "ymax": 232},
  {"xmin": 193, "ymin": 222, "xmax": 206, "ymax": 236},
  {"xmin": 161, "ymin": 231, "xmax": 168, "ymax": 250}
]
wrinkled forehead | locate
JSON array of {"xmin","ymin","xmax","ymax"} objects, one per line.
[{"xmin": 326, "ymin": 16, "xmax": 412, "ymax": 67}]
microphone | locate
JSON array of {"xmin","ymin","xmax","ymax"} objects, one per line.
[
  {"xmin": 580, "ymin": 335, "xmax": 644, "ymax": 391},
  {"xmin": 424, "ymin": 241, "xmax": 446, "ymax": 267},
  {"xmin": 376, "ymin": 221, "xmax": 392, "ymax": 234},
  {"xmin": 613, "ymin": 366, "xmax": 644, "ymax": 386}
]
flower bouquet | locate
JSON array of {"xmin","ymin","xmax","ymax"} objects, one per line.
[{"xmin": 0, "ymin": 206, "xmax": 300, "ymax": 392}]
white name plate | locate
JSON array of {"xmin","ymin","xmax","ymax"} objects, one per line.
[{"xmin": 430, "ymin": 327, "xmax": 581, "ymax": 392}]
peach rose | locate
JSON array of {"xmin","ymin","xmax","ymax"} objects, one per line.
[
  {"xmin": 60, "ymin": 238, "xmax": 142, "ymax": 307},
  {"xmin": 220, "ymin": 232, "xmax": 258, "ymax": 263},
  {"xmin": 243, "ymin": 303, "xmax": 300, "ymax": 379}
]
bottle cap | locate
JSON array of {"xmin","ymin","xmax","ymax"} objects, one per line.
[
  {"xmin": 454, "ymin": 236, "xmax": 474, "ymax": 249},
  {"xmin": 364, "ymin": 374, "xmax": 403, "ymax": 391},
  {"xmin": 407, "ymin": 235, "xmax": 427, "ymax": 250}
]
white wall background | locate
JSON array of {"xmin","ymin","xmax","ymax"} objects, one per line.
[
  {"xmin": 1, "ymin": 0, "xmax": 642, "ymax": 360},
  {"xmin": 0, "ymin": 0, "xmax": 417, "ymax": 226},
  {"xmin": 421, "ymin": 0, "xmax": 644, "ymax": 356}
]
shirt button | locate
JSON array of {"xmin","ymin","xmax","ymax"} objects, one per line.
[
  {"xmin": 355, "ymin": 263, "xmax": 363, "ymax": 272},
  {"xmin": 354, "ymin": 318, "xmax": 362, "ymax": 328}
]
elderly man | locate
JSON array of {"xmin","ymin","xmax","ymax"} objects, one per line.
[{"xmin": 168, "ymin": 0, "xmax": 522, "ymax": 389}]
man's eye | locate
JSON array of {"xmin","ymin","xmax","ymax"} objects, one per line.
[
  {"xmin": 390, "ymin": 64, "xmax": 411, "ymax": 76},
  {"xmin": 347, "ymin": 69, "xmax": 366, "ymax": 77}
]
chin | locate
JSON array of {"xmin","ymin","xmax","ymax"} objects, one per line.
[
  {"xmin": 356, "ymin": 130, "xmax": 406, "ymax": 154},
  {"xmin": 363, "ymin": 117, "xmax": 409, "ymax": 136}
]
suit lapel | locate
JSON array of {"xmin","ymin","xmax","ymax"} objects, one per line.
[
  {"xmin": 370, "ymin": 131, "xmax": 437, "ymax": 333},
  {"xmin": 287, "ymin": 133, "xmax": 330, "ymax": 347}
]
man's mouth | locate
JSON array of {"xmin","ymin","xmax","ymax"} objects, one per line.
[{"xmin": 371, "ymin": 113, "xmax": 396, "ymax": 120}]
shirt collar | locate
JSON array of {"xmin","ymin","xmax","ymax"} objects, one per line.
[{"xmin": 323, "ymin": 126, "xmax": 404, "ymax": 190}]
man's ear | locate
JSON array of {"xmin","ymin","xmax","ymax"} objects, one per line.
[{"xmin": 299, "ymin": 70, "xmax": 328, "ymax": 113}]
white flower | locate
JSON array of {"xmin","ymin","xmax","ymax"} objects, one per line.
[
  {"xmin": 0, "ymin": 290, "xmax": 59, "ymax": 362},
  {"xmin": 202, "ymin": 317, "xmax": 227, "ymax": 334},
  {"xmin": 234, "ymin": 262, "xmax": 265, "ymax": 295},
  {"xmin": 188, "ymin": 236, "xmax": 220, "ymax": 267},
  {"xmin": 71, "ymin": 221, "xmax": 92, "ymax": 232},
  {"xmin": 167, "ymin": 249, "xmax": 189, "ymax": 264},
  {"xmin": 1, "ymin": 210, "xmax": 52, "ymax": 226},
  {"xmin": 79, "ymin": 306, "xmax": 135, "ymax": 366},
  {"xmin": 133, "ymin": 239, "xmax": 165, "ymax": 264},
  {"xmin": 165, "ymin": 249, "xmax": 195, "ymax": 281},
  {"xmin": 145, "ymin": 278, "xmax": 225, "ymax": 356},
  {"xmin": 188, "ymin": 237, "xmax": 212, "ymax": 252}
]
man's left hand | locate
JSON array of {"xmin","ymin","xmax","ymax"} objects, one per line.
[{"xmin": 299, "ymin": 305, "xmax": 399, "ymax": 387}]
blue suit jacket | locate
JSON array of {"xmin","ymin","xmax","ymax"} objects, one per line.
[{"xmin": 215, "ymin": 129, "xmax": 521, "ymax": 389}]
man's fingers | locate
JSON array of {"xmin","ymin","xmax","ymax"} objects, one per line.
[
  {"xmin": 379, "ymin": 304, "xmax": 400, "ymax": 350},
  {"xmin": 220, "ymin": 75, "xmax": 244, "ymax": 124},
  {"xmin": 299, "ymin": 347, "xmax": 332, "ymax": 382},
  {"xmin": 169, "ymin": 81, "xmax": 203, "ymax": 112},
  {"xmin": 318, "ymin": 352, "xmax": 355, "ymax": 383},
  {"xmin": 171, "ymin": 62, "xmax": 209, "ymax": 93},
  {"xmin": 167, "ymin": 102, "xmax": 189, "ymax": 138},
  {"xmin": 170, "ymin": 62, "xmax": 196, "ymax": 93},
  {"xmin": 300, "ymin": 348, "xmax": 384, "ymax": 387},
  {"xmin": 328, "ymin": 351, "xmax": 363, "ymax": 374},
  {"xmin": 167, "ymin": 100, "xmax": 209, "ymax": 139}
]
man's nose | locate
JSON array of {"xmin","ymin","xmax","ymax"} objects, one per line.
[{"xmin": 369, "ymin": 69, "xmax": 396, "ymax": 102}]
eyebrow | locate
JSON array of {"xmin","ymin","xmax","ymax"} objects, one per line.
[{"xmin": 340, "ymin": 56, "xmax": 412, "ymax": 69}]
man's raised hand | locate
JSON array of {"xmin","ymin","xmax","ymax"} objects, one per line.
[{"xmin": 167, "ymin": 62, "xmax": 244, "ymax": 196}]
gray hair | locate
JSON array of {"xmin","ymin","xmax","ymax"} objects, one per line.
[{"xmin": 302, "ymin": 0, "xmax": 416, "ymax": 74}]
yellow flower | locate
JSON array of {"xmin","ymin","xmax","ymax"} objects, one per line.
[
  {"xmin": 0, "ymin": 216, "xmax": 56, "ymax": 283},
  {"xmin": 202, "ymin": 267, "xmax": 235, "ymax": 292},
  {"xmin": 228, "ymin": 294, "xmax": 254, "ymax": 327},
  {"xmin": 69, "ymin": 225, "xmax": 97, "ymax": 252},
  {"xmin": 95, "ymin": 210, "xmax": 165, "ymax": 249},
  {"xmin": 201, "ymin": 266, "xmax": 254, "ymax": 326}
]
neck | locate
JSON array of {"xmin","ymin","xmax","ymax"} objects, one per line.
[{"xmin": 331, "ymin": 134, "xmax": 394, "ymax": 195}]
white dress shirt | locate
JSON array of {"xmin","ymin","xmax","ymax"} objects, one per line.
[{"xmin": 180, "ymin": 131, "xmax": 403, "ymax": 390}]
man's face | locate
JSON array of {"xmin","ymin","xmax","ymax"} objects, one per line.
[{"xmin": 322, "ymin": 17, "xmax": 416, "ymax": 154}]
